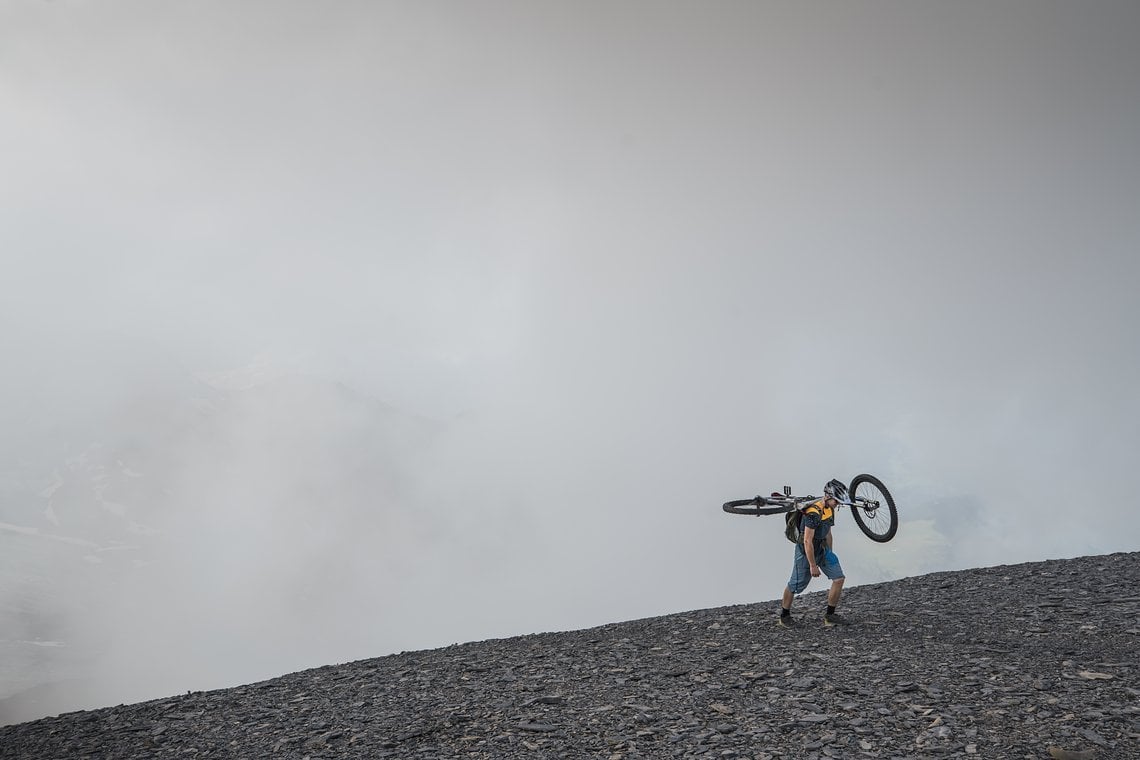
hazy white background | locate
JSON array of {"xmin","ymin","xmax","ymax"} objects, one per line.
[{"xmin": 2, "ymin": 0, "xmax": 1138, "ymax": 722}]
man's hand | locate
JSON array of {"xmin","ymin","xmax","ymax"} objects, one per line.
[{"xmin": 809, "ymin": 564, "xmax": 821, "ymax": 578}]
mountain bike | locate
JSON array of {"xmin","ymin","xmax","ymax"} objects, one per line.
[{"xmin": 722, "ymin": 474, "xmax": 898, "ymax": 543}]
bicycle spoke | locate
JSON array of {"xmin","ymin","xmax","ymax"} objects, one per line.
[{"xmin": 848, "ymin": 474, "xmax": 899, "ymax": 543}]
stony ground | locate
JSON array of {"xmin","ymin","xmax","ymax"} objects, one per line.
[{"xmin": 2, "ymin": 552, "xmax": 1137, "ymax": 759}]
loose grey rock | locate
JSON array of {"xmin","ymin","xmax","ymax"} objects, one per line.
[{"xmin": 1049, "ymin": 748, "xmax": 1096, "ymax": 760}]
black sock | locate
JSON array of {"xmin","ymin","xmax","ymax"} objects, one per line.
[
  {"xmin": 780, "ymin": 607, "xmax": 791, "ymax": 617},
  {"xmin": 827, "ymin": 605, "xmax": 836, "ymax": 615}
]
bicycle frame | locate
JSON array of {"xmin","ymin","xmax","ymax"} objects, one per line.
[{"xmin": 722, "ymin": 474, "xmax": 898, "ymax": 543}]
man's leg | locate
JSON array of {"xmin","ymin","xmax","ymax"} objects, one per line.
[
  {"xmin": 778, "ymin": 584, "xmax": 798, "ymax": 627},
  {"xmin": 827, "ymin": 577, "xmax": 844, "ymax": 609},
  {"xmin": 780, "ymin": 546, "xmax": 809, "ymax": 627},
  {"xmin": 821, "ymin": 549, "xmax": 849, "ymax": 625}
]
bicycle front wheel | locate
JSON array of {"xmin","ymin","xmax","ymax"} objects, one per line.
[{"xmin": 848, "ymin": 474, "xmax": 898, "ymax": 542}]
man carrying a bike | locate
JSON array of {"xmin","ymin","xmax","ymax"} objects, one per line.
[{"xmin": 779, "ymin": 479, "xmax": 850, "ymax": 627}]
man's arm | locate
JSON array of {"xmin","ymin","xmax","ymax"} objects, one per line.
[{"xmin": 803, "ymin": 526, "xmax": 820, "ymax": 576}]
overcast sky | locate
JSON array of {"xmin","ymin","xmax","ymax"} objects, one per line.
[{"xmin": 2, "ymin": 0, "xmax": 1139, "ymax": 717}]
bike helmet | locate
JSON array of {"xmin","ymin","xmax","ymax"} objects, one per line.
[{"xmin": 824, "ymin": 478, "xmax": 848, "ymax": 501}]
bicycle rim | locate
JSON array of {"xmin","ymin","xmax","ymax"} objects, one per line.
[{"xmin": 848, "ymin": 474, "xmax": 898, "ymax": 542}]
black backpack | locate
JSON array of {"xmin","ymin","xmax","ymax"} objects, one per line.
[{"xmin": 784, "ymin": 509, "xmax": 803, "ymax": 544}]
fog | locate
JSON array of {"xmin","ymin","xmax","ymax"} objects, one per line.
[{"xmin": 2, "ymin": 1, "xmax": 1138, "ymax": 723}]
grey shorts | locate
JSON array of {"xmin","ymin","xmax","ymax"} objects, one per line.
[{"xmin": 787, "ymin": 543, "xmax": 844, "ymax": 594}]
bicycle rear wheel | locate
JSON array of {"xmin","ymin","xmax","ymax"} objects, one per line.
[
  {"xmin": 722, "ymin": 498, "xmax": 795, "ymax": 516},
  {"xmin": 847, "ymin": 474, "xmax": 898, "ymax": 542}
]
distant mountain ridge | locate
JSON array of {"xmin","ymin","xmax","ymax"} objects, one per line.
[{"xmin": 3, "ymin": 552, "xmax": 1137, "ymax": 758}]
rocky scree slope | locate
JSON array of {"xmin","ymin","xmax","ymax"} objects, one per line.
[{"xmin": 1, "ymin": 552, "xmax": 1138, "ymax": 759}]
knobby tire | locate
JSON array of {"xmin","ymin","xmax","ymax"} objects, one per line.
[
  {"xmin": 848, "ymin": 473, "xmax": 898, "ymax": 542},
  {"xmin": 722, "ymin": 498, "xmax": 795, "ymax": 516}
]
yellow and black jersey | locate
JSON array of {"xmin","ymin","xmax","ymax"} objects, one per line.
[{"xmin": 801, "ymin": 498, "xmax": 835, "ymax": 541}]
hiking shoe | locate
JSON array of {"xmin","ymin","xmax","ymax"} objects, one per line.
[
  {"xmin": 823, "ymin": 612, "xmax": 851, "ymax": 627},
  {"xmin": 777, "ymin": 615, "xmax": 798, "ymax": 628}
]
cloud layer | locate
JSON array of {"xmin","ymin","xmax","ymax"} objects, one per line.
[{"xmin": 2, "ymin": 0, "xmax": 1138, "ymax": 720}]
